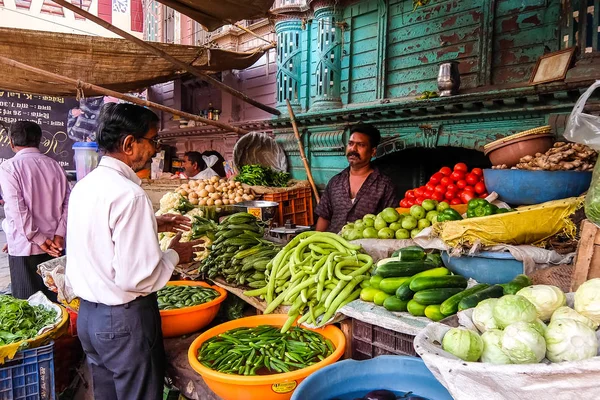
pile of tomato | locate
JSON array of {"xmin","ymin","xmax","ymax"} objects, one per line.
[{"xmin": 399, "ymin": 163, "xmax": 488, "ymax": 208}]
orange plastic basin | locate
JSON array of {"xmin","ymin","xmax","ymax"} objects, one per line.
[
  {"xmin": 159, "ymin": 281, "xmax": 227, "ymax": 338},
  {"xmin": 187, "ymin": 314, "xmax": 346, "ymax": 400}
]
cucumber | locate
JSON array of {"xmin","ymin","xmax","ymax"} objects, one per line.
[
  {"xmin": 458, "ymin": 285, "xmax": 505, "ymax": 311},
  {"xmin": 440, "ymin": 283, "xmax": 490, "ymax": 316},
  {"xmin": 425, "ymin": 253, "xmax": 444, "ymax": 267},
  {"xmin": 369, "ymin": 275, "xmax": 384, "ymax": 289},
  {"xmin": 376, "ymin": 257, "xmax": 397, "ymax": 268},
  {"xmin": 499, "ymin": 274, "xmax": 533, "ymax": 295},
  {"xmin": 380, "ymin": 277, "xmax": 411, "ymax": 295},
  {"xmin": 413, "ymin": 288, "xmax": 464, "ymax": 305},
  {"xmin": 395, "ymin": 267, "xmax": 451, "ymax": 301},
  {"xmin": 392, "ymin": 246, "xmax": 426, "ymax": 261},
  {"xmin": 376, "ymin": 261, "xmax": 435, "ymax": 278},
  {"xmin": 383, "ymin": 296, "xmax": 409, "ymax": 312},
  {"xmin": 360, "ymin": 287, "xmax": 383, "ymax": 303},
  {"xmin": 407, "ymin": 299, "xmax": 428, "ymax": 316},
  {"xmin": 424, "ymin": 305, "xmax": 446, "ymax": 321},
  {"xmin": 374, "ymin": 291, "xmax": 391, "ymax": 306},
  {"xmin": 409, "ymin": 275, "xmax": 467, "ymax": 292}
]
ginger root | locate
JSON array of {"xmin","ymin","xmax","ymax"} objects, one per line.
[{"xmin": 493, "ymin": 141, "xmax": 597, "ymax": 171}]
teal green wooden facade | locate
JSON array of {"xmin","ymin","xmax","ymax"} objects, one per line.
[{"xmin": 266, "ymin": 0, "xmax": 599, "ymax": 191}]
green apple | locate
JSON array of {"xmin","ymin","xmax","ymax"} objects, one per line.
[
  {"xmin": 380, "ymin": 208, "xmax": 400, "ymax": 223},
  {"xmin": 395, "ymin": 229, "xmax": 410, "ymax": 240},
  {"xmin": 422, "ymin": 199, "xmax": 437, "ymax": 212},
  {"xmin": 437, "ymin": 201, "xmax": 450, "ymax": 212},
  {"xmin": 342, "ymin": 223, "xmax": 354, "ymax": 232},
  {"xmin": 378, "ymin": 227, "xmax": 395, "ymax": 239},
  {"xmin": 426, "ymin": 210, "xmax": 439, "ymax": 223},
  {"xmin": 354, "ymin": 220, "xmax": 365, "ymax": 231},
  {"xmin": 363, "ymin": 217, "xmax": 375, "ymax": 227},
  {"xmin": 363, "ymin": 227, "xmax": 378, "ymax": 239},
  {"xmin": 374, "ymin": 217, "xmax": 388, "ymax": 231},
  {"xmin": 389, "ymin": 222, "xmax": 403, "ymax": 231},
  {"xmin": 347, "ymin": 229, "xmax": 363, "ymax": 241},
  {"xmin": 418, "ymin": 219, "xmax": 431, "ymax": 230},
  {"xmin": 401, "ymin": 216, "xmax": 418, "ymax": 230},
  {"xmin": 410, "ymin": 205, "xmax": 426, "ymax": 220},
  {"xmin": 410, "ymin": 228, "xmax": 422, "ymax": 239},
  {"xmin": 364, "ymin": 214, "xmax": 377, "ymax": 220}
]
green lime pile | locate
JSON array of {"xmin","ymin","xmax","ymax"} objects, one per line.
[{"xmin": 341, "ymin": 200, "xmax": 451, "ymax": 241}]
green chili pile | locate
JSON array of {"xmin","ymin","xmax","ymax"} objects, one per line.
[
  {"xmin": 0, "ymin": 295, "xmax": 58, "ymax": 345},
  {"xmin": 234, "ymin": 165, "xmax": 290, "ymax": 187},
  {"xmin": 157, "ymin": 285, "xmax": 220, "ymax": 310},
  {"xmin": 197, "ymin": 325, "xmax": 334, "ymax": 375}
]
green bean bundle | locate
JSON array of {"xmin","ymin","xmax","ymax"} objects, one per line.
[
  {"xmin": 157, "ymin": 285, "xmax": 220, "ymax": 310},
  {"xmin": 245, "ymin": 231, "xmax": 372, "ymax": 332},
  {"xmin": 197, "ymin": 325, "xmax": 334, "ymax": 375}
]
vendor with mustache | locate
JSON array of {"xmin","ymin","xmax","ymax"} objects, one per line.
[{"xmin": 315, "ymin": 123, "xmax": 397, "ymax": 233}]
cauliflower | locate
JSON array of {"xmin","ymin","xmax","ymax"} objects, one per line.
[
  {"xmin": 158, "ymin": 232, "xmax": 176, "ymax": 251},
  {"xmin": 184, "ymin": 208, "xmax": 204, "ymax": 219},
  {"xmin": 158, "ymin": 192, "xmax": 194, "ymax": 215},
  {"xmin": 157, "ymin": 232, "xmax": 212, "ymax": 262}
]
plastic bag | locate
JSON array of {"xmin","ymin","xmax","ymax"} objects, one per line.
[
  {"xmin": 194, "ymin": 155, "xmax": 219, "ymax": 179},
  {"xmin": 233, "ymin": 132, "xmax": 288, "ymax": 172},
  {"xmin": 585, "ymin": 161, "xmax": 600, "ymax": 225},
  {"xmin": 564, "ymin": 80, "xmax": 600, "ymax": 150}
]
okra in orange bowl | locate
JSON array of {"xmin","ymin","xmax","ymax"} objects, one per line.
[
  {"xmin": 187, "ymin": 314, "xmax": 346, "ymax": 400},
  {"xmin": 158, "ymin": 281, "xmax": 227, "ymax": 338}
]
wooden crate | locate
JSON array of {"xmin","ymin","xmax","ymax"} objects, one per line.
[{"xmin": 571, "ymin": 219, "xmax": 600, "ymax": 291}]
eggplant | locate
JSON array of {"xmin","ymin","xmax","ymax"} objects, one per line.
[{"xmin": 364, "ymin": 390, "xmax": 397, "ymax": 400}]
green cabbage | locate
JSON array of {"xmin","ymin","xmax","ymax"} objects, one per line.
[
  {"xmin": 516, "ymin": 285, "xmax": 566, "ymax": 321},
  {"xmin": 493, "ymin": 295, "xmax": 538, "ymax": 329},
  {"xmin": 501, "ymin": 321, "xmax": 546, "ymax": 364},
  {"xmin": 442, "ymin": 328, "xmax": 483, "ymax": 362},
  {"xmin": 472, "ymin": 298, "xmax": 499, "ymax": 333},
  {"xmin": 480, "ymin": 329, "xmax": 512, "ymax": 365},
  {"xmin": 545, "ymin": 319, "xmax": 598, "ymax": 363},
  {"xmin": 551, "ymin": 306, "xmax": 599, "ymax": 331},
  {"xmin": 574, "ymin": 278, "xmax": 600, "ymax": 325}
]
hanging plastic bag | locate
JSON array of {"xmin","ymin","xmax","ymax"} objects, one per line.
[
  {"xmin": 564, "ymin": 81, "xmax": 600, "ymax": 225},
  {"xmin": 194, "ymin": 155, "xmax": 219, "ymax": 180}
]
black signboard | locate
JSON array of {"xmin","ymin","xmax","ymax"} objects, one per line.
[{"xmin": 0, "ymin": 90, "xmax": 78, "ymax": 169}]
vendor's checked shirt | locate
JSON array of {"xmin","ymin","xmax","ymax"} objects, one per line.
[{"xmin": 315, "ymin": 167, "xmax": 397, "ymax": 233}]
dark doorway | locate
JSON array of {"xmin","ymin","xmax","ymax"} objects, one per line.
[{"xmin": 373, "ymin": 147, "xmax": 492, "ymax": 201}]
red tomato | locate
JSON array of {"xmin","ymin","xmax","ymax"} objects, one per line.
[
  {"xmin": 440, "ymin": 177, "xmax": 452, "ymax": 187},
  {"xmin": 456, "ymin": 180, "xmax": 467, "ymax": 189},
  {"xmin": 434, "ymin": 185, "xmax": 446, "ymax": 195},
  {"xmin": 479, "ymin": 192, "xmax": 489, "ymax": 199},
  {"xmin": 463, "ymin": 185, "xmax": 475, "ymax": 194},
  {"xmin": 445, "ymin": 190, "xmax": 456, "ymax": 201},
  {"xmin": 460, "ymin": 191, "xmax": 476, "ymax": 203},
  {"xmin": 450, "ymin": 171, "xmax": 464, "ymax": 182},
  {"xmin": 439, "ymin": 166, "xmax": 452, "ymax": 176},
  {"xmin": 474, "ymin": 182, "xmax": 487, "ymax": 194},
  {"xmin": 415, "ymin": 197, "xmax": 425, "ymax": 205},
  {"xmin": 454, "ymin": 163, "xmax": 468, "ymax": 173},
  {"xmin": 465, "ymin": 173, "xmax": 479, "ymax": 186},
  {"xmin": 430, "ymin": 172, "xmax": 444, "ymax": 184},
  {"xmin": 432, "ymin": 192, "xmax": 444, "ymax": 202},
  {"xmin": 471, "ymin": 167, "xmax": 483, "ymax": 177},
  {"xmin": 414, "ymin": 188, "xmax": 425, "ymax": 198},
  {"xmin": 405, "ymin": 190, "xmax": 416, "ymax": 199},
  {"xmin": 447, "ymin": 183, "xmax": 457, "ymax": 192},
  {"xmin": 406, "ymin": 198, "xmax": 415, "ymax": 207},
  {"xmin": 424, "ymin": 189, "xmax": 434, "ymax": 198},
  {"xmin": 426, "ymin": 182, "xmax": 436, "ymax": 192},
  {"xmin": 450, "ymin": 198, "xmax": 463, "ymax": 205},
  {"xmin": 400, "ymin": 199, "xmax": 410, "ymax": 208}
]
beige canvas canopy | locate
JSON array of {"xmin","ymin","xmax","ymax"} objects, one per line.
[
  {"xmin": 0, "ymin": 28, "xmax": 267, "ymax": 97},
  {"xmin": 154, "ymin": 0, "xmax": 275, "ymax": 32}
]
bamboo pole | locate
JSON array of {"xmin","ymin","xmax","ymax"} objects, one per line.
[
  {"xmin": 286, "ymin": 100, "xmax": 320, "ymax": 203},
  {"xmin": 51, "ymin": 0, "xmax": 281, "ymax": 116},
  {"xmin": 233, "ymin": 23, "xmax": 276, "ymax": 46},
  {"xmin": 0, "ymin": 55, "xmax": 249, "ymax": 135}
]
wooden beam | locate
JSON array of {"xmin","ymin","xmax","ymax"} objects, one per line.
[
  {"xmin": 50, "ymin": 0, "xmax": 281, "ymax": 116},
  {"xmin": 0, "ymin": 55, "xmax": 249, "ymax": 135}
]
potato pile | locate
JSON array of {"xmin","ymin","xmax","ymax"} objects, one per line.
[
  {"xmin": 493, "ymin": 142, "xmax": 597, "ymax": 171},
  {"xmin": 175, "ymin": 176, "xmax": 255, "ymax": 206}
]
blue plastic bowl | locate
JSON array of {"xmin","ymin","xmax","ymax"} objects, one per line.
[
  {"xmin": 290, "ymin": 355, "xmax": 452, "ymax": 400},
  {"xmin": 483, "ymin": 169, "xmax": 592, "ymax": 206},
  {"xmin": 442, "ymin": 251, "xmax": 523, "ymax": 284}
]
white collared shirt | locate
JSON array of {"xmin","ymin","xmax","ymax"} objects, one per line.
[{"xmin": 66, "ymin": 156, "xmax": 178, "ymax": 305}]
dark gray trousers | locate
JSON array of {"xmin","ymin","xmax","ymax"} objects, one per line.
[
  {"xmin": 8, "ymin": 254, "xmax": 57, "ymax": 302},
  {"xmin": 77, "ymin": 294, "xmax": 165, "ymax": 400}
]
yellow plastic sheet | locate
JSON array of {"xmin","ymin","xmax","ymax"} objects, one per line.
[
  {"xmin": 0, "ymin": 306, "xmax": 68, "ymax": 364},
  {"xmin": 434, "ymin": 197, "xmax": 584, "ymax": 248}
]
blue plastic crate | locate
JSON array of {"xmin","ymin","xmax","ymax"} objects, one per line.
[{"xmin": 0, "ymin": 342, "xmax": 55, "ymax": 400}]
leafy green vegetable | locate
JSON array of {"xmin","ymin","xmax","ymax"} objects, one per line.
[
  {"xmin": 234, "ymin": 165, "xmax": 290, "ymax": 187},
  {"xmin": 0, "ymin": 296, "xmax": 57, "ymax": 346}
]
